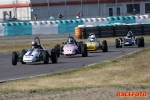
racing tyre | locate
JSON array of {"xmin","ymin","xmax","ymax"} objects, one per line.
[
  {"xmin": 60, "ymin": 46, "xmax": 64, "ymax": 55},
  {"xmin": 140, "ymin": 37, "xmax": 145, "ymax": 47},
  {"xmin": 54, "ymin": 44, "xmax": 60, "ymax": 57},
  {"xmin": 43, "ymin": 51, "xmax": 49, "ymax": 64},
  {"xmin": 79, "ymin": 41, "xmax": 83, "ymax": 46},
  {"xmin": 137, "ymin": 38, "xmax": 141, "ymax": 47},
  {"xmin": 12, "ymin": 51, "xmax": 18, "ymax": 65},
  {"xmin": 57, "ymin": 44, "xmax": 60, "ymax": 57},
  {"xmin": 21, "ymin": 50, "xmax": 26, "ymax": 64},
  {"xmin": 119, "ymin": 38, "xmax": 123, "ymax": 48},
  {"xmin": 102, "ymin": 40, "xmax": 107, "ymax": 52},
  {"xmin": 115, "ymin": 39, "xmax": 120, "ymax": 48},
  {"xmin": 81, "ymin": 44, "xmax": 87, "ymax": 57},
  {"xmin": 51, "ymin": 49, "xmax": 57, "ymax": 63},
  {"xmin": 84, "ymin": 44, "xmax": 88, "ymax": 57}
]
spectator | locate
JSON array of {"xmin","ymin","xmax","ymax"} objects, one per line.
[
  {"xmin": 76, "ymin": 12, "xmax": 81, "ymax": 18},
  {"xmin": 5, "ymin": 13, "xmax": 10, "ymax": 20},
  {"xmin": 34, "ymin": 14, "xmax": 37, "ymax": 20},
  {"xmin": 49, "ymin": 15, "xmax": 54, "ymax": 20},
  {"xmin": 57, "ymin": 12, "xmax": 63, "ymax": 19}
]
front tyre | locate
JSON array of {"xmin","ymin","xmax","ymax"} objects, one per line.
[
  {"xmin": 12, "ymin": 51, "xmax": 18, "ymax": 65},
  {"xmin": 81, "ymin": 44, "xmax": 87, "ymax": 57},
  {"xmin": 43, "ymin": 51, "xmax": 49, "ymax": 64},
  {"xmin": 115, "ymin": 39, "xmax": 120, "ymax": 48},
  {"xmin": 21, "ymin": 50, "xmax": 26, "ymax": 64},
  {"xmin": 137, "ymin": 38, "xmax": 141, "ymax": 47},
  {"xmin": 140, "ymin": 37, "xmax": 145, "ymax": 47},
  {"xmin": 102, "ymin": 40, "xmax": 107, "ymax": 52}
]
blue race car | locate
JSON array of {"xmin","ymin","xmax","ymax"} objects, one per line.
[{"xmin": 115, "ymin": 31, "xmax": 145, "ymax": 48}]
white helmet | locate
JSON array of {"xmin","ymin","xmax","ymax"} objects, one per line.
[
  {"xmin": 127, "ymin": 31, "xmax": 133, "ymax": 38},
  {"xmin": 89, "ymin": 34, "xmax": 96, "ymax": 42}
]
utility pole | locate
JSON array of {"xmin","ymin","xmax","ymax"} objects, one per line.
[
  {"xmin": 132, "ymin": 0, "xmax": 135, "ymax": 15},
  {"xmin": 47, "ymin": 0, "xmax": 50, "ymax": 17},
  {"xmin": 64, "ymin": 0, "xmax": 67, "ymax": 19},
  {"xmin": 98, "ymin": 0, "xmax": 100, "ymax": 17},
  {"xmin": 81, "ymin": 0, "xmax": 83, "ymax": 17},
  {"xmin": 116, "ymin": 0, "xmax": 117, "ymax": 16}
]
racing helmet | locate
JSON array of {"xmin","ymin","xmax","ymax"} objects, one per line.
[
  {"xmin": 127, "ymin": 31, "xmax": 133, "ymax": 38},
  {"xmin": 89, "ymin": 34, "xmax": 96, "ymax": 42},
  {"xmin": 68, "ymin": 38, "xmax": 74, "ymax": 44},
  {"xmin": 31, "ymin": 41, "xmax": 37, "ymax": 48}
]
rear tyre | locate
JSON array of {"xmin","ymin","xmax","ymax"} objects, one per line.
[
  {"xmin": 12, "ymin": 51, "xmax": 18, "ymax": 65},
  {"xmin": 84, "ymin": 44, "xmax": 88, "ymax": 57},
  {"xmin": 140, "ymin": 37, "xmax": 145, "ymax": 47},
  {"xmin": 79, "ymin": 41, "xmax": 83, "ymax": 46},
  {"xmin": 51, "ymin": 49, "xmax": 57, "ymax": 63},
  {"xmin": 21, "ymin": 50, "xmax": 26, "ymax": 64},
  {"xmin": 137, "ymin": 38, "xmax": 141, "ymax": 47},
  {"xmin": 54, "ymin": 44, "xmax": 60, "ymax": 57},
  {"xmin": 115, "ymin": 39, "xmax": 120, "ymax": 48},
  {"xmin": 119, "ymin": 38, "xmax": 122, "ymax": 48},
  {"xmin": 102, "ymin": 40, "xmax": 107, "ymax": 52},
  {"xmin": 43, "ymin": 51, "xmax": 49, "ymax": 64},
  {"xmin": 81, "ymin": 44, "xmax": 87, "ymax": 57}
]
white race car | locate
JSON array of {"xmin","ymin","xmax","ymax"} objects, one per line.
[{"xmin": 12, "ymin": 37, "xmax": 57, "ymax": 65}]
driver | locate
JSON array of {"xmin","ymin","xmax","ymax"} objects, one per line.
[
  {"xmin": 88, "ymin": 33, "xmax": 96, "ymax": 42},
  {"xmin": 126, "ymin": 31, "xmax": 133, "ymax": 38},
  {"xmin": 67, "ymin": 38, "xmax": 74, "ymax": 44},
  {"xmin": 31, "ymin": 41, "xmax": 38, "ymax": 49}
]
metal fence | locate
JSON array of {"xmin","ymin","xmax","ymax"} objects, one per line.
[{"xmin": 1, "ymin": 0, "xmax": 150, "ymax": 21}]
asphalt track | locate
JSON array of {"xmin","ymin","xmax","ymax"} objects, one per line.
[{"xmin": 0, "ymin": 37, "xmax": 150, "ymax": 82}]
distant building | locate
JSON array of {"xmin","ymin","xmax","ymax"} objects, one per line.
[{"xmin": 0, "ymin": 0, "xmax": 150, "ymax": 21}]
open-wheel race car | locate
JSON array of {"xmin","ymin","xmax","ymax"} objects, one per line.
[
  {"xmin": 115, "ymin": 31, "xmax": 145, "ymax": 48},
  {"xmin": 85, "ymin": 33, "xmax": 108, "ymax": 52},
  {"xmin": 57, "ymin": 35, "xmax": 88, "ymax": 57},
  {"xmin": 12, "ymin": 37, "xmax": 58, "ymax": 65}
]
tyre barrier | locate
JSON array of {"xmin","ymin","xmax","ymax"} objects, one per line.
[
  {"xmin": 75, "ymin": 27, "xmax": 82, "ymax": 39},
  {"xmin": 75, "ymin": 24, "xmax": 150, "ymax": 39},
  {"xmin": 100, "ymin": 26, "xmax": 114, "ymax": 37},
  {"xmin": 115, "ymin": 25, "xmax": 129, "ymax": 36},
  {"xmin": 143, "ymin": 24, "xmax": 150, "ymax": 35},
  {"xmin": 129, "ymin": 24, "xmax": 143, "ymax": 35}
]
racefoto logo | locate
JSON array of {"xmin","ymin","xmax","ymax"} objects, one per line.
[{"xmin": 117, "ymin": 92, "xmax": 148, "ymax": 98}]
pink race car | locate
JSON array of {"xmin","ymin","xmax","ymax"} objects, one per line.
[{"xmin": 60, "ymin": 36, "xmax": 88, "ymax": 57}]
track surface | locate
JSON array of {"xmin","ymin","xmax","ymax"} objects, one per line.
[{"xmin": 0, "ymin": 41, "xmax": 150, "ymax": 82}]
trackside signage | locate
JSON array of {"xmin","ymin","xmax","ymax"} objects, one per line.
[{"xmin": 117, "ymin": 92, "xmax": 148, "ymax": 98}]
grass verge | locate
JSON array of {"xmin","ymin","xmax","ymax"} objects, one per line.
[{"xmin": 0, "ymin": 45, "xmax": 150, "ymax": 94}]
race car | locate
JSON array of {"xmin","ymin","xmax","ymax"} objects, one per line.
[
  {"xmin": 12, "ymin": 37, "xmax": 58, "ymax": 65},
  {"xmin": 115, "ymin": 31, "xmax": 145, "ymax": 48},
  {"xmin": 59, "ymin": 35, "xmax": 88, "ymax": 57},
  {"xmin": 85, "ymin": 33, "xmax": 108, "ymax": 52}
]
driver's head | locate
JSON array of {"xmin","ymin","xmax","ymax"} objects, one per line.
[
  {"xmin": 127, "ymin": 31, "xmax": 133, "ymax": 38},
  {"xmin": 68, "ymin": 38, "xmax": 74, "ymax": 44},
  {"xmin": 90, "ymin": 38, "xmax": 95, "ymax": 42},
  {"xmin": 31, "ymin": 41, "xmax": 37, "ymax": 49},
  {"xmin": 89, "ymin": 34, "xmax": 96, "ymax": 42}
]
